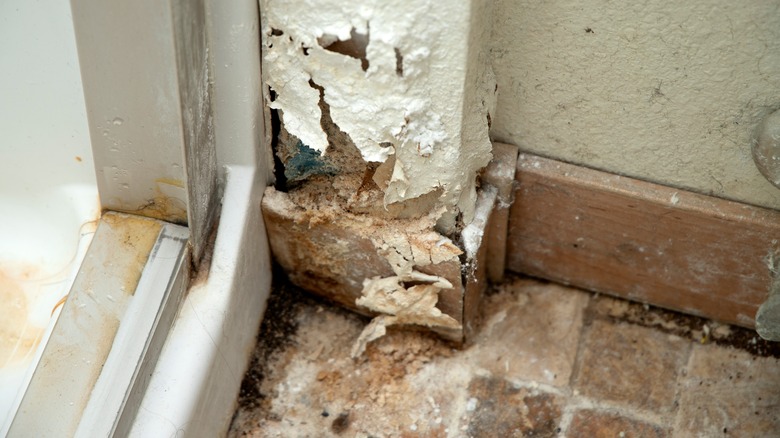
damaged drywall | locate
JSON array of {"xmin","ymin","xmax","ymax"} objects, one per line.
[
  {"xmin": 262, "ymin": 173, "xmax": 469, "ymax": 343},
  {"xmin": 259, "ymin": 0, "xmax": 502, "ymax": 347},
  {"xmin": 261, "ymin": 0, "xmax": 496, "ymax": 232},
  {"xmin": 352, "ymin": 275, "xmax": 459, "ymax": 357},
  {"xmin": 260, "ymin": 142, "xmax": 509, "ymax": 348}
]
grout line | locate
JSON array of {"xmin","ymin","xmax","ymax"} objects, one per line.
[
  {"xmin": 667, "ymin": 339, "xmax": 698, "ymax": 434},
  {"xmin": 558, "ymin": 394, "xmax": 674, "ymax": 434},
  {"xmin": 556, "ymin": 293, "xmax": 592, "ymax": 436}
]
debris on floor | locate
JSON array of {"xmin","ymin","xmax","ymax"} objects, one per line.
[{"xmin": 229, "ymin": 274, "xmax": 780, "ymax": 437}]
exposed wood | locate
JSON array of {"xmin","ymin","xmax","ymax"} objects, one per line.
[{"xmin": 507, "ymin": 153, "xmax": 780, "ymax": 329}]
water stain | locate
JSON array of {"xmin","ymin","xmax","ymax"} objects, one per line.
[{"xmin": 0, "ymin": 266, "xmax": 45, "ymax": 366}]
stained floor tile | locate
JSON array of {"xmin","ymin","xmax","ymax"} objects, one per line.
[
  {"xmin": 573, "ymin": 320, "xmax": 690, "ymax": 415},
  {"xmin": 567, "ymin": 409, "xmax": 668, "ymax": 438},
  {"xmin": 231, "ymin": 275, "xmax": 780, "ymax": 437},
  {"xmin": 466, "ymin": 376, "xmax": 563, "ymax": 437},
  {"xmin": 472, "ymin": 280, "xmax": 588, "ymax": 387},
  {"xmin": 674, "ymin": 343, "xmax": 780, "ymax": 437}
]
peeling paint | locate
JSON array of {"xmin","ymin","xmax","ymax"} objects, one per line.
[
  {"xmin": 351, "ymin": 276, "xmax": 460, "ymax": 358},
  {"xmin": 261, "ymin": 0, "xmax": 496, "ymax": 230}
]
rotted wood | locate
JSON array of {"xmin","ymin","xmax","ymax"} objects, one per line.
[{"xmin": 507, "ymin": 153, "xmax": 780, "ymax": 328}]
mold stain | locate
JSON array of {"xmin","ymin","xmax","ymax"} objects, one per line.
[
  {"xmin": 112, "ymin": 182, "xmax": 188, "ymax": 225},
  {"xmin": 154, "ymin": 177, "xmax": 185, "ymax": 189},
  {"xmin": 101, "ymin": 212, "xmax": 164, "ymax": 297}
]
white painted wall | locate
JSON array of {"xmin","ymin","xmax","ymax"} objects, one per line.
[
  {"xmin": 0, "ymin": 0, "xmax": 95, "ymax": 191},
  {"xmin": 0, "ymin": 0, "xmax": 99, "ymax": 429},
  {"xmin": 492, "ymin": 0, "xmax": 780, "ymax": 210}
]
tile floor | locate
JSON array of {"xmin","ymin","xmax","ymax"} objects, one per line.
[{"xmin": 229, "ymin": 275, "xmax": 780, "ymax": 437}]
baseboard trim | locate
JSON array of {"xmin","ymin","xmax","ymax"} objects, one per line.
[{"xmin": 506, "ymin": 151, "xmax": 780, "ymax": 328}]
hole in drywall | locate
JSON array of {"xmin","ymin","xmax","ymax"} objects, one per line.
[
  {"xmin": 307, "ymin": 78, "xmax": 366, "ymax": 174},
  {"xmin": 268, "ymin": 87, "xmax": 287, "ymax": 191},
  {"xmin": 394, "ymin": 47, "xmax": 403, "ymax": 77},
  {"xmin": 318, "ymin": 27, "xmax": 370, "ymax": 72},
  {"xmin": 401, "ymin": 280, "xmax": 430, "ymax": 289},
  {"xmin": 356, "ymin": 163, "xmax": 380, "ymax": 197},
  {"xmin": 486, "ymin": 112, "xmax": 492, "ymax": 129},
  {"xmin": 270, "ymin": 28, "xmax": 284, "ymax": 36},
  {"xmin": 302, "ymin": 45, "xmax": 310, "ymax": 56}
]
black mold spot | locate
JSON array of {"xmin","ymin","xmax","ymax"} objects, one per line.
[
  {"xmin": 267, "ymin": 87, "xmax": 287, "ymax": 191},
  {"xmin": 318, "ymin": 26, "xmax": 370, "ymax": 72},
  {"xmin": 331, "ymin": 412, "xmax": 350, "ymax": 434},
  {"xmin": 394, "ymin": 47, "xmax": 403, "ymax": 77}
]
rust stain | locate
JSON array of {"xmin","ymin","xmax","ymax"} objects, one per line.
[
  {"xmin": 50, "ymin": 294, "xmax": 69, "ymax": 316},
  {"xmin": 107, "ymin": 178, "xmax": 187, "ymax": 225},
  {"xmin": 9, "ymin": 213, "xmax": 166, "ymax": 435},
  {"xmin": 0, "ymin": 265, "xmax": 46, "ymax": 366},
  {"xmin": 112, "ymin": 193, "xmax": 187, "ymax": 225},
  {"xmin": 101, "ymin": 212, "xmax": 163, "ymax": 296},
  {"xmin": 154, "ymin": 177, "xmax": 186, "ymax": 189},
  {"xmin": 134, "ymin": 195, "xmax": 187, "ymax": 225},
  {"xmin": 75, "ymin": 156, "xmax": 82, "ymax": 162}
]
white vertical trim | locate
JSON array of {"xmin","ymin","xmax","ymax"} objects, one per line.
[
  {"xmin": 70, "ymin": 0, "xmax": 218, "ymax": 260},
  {"xmin": 206, "ymin": 0, "xmax": 269, "ymax": 180}
]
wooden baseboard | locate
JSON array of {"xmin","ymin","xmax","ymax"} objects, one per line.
[{"xmin": 506, "ymin": 152, "xmax": 780, "ymax": 328}]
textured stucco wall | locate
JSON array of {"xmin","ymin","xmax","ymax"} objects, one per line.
[{"xmin": 492, "ymin": 1, "xmax": 780, "ymax": 210}]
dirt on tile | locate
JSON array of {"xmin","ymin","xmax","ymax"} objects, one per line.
[
  {"xmin": 229, "ymin": 273, "xmax": 575, "ymax": 437},
  {"xmin": 229, "ymin": 273, "xmax": 780, "ymax": 437},
  {"xmin": 587, "ymin": 293, "xmax": 780, "ymax": 358},
  {"xmin": 568, "ymin": 410, "xmax": 669, "ymax": 438}
]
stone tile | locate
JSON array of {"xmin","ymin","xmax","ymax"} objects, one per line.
[
  {"xmin": 573, "ymin": 320, "xmax": 689, "ymax": 414},
  {"xmin": 567, "ymin": 409, "xmax": 668, "ymax": 437},
  {"xmin": 465, "ymin": 376, "xmax": 563, "ymax": 437},
  {"xmin": 674, "ymin": 344, "xmax": 780, "ymax": 436},
  {"xmin": 471, "ymin": 279, "xmax": 589, "ymax": 387}
]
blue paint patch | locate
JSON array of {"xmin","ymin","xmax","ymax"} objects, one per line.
[{"xmin": 284, "ymin": 140, "xmax": 335, "ymax": 182}]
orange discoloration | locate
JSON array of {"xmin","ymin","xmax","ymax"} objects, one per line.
[{"xmin": 0, "ymin": 265, "xmax": 45, "ymax": 366}]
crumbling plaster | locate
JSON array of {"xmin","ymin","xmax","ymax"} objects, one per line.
[
  {"xmin": 261, "ymin": 0, "xmax": 496, "ymax": 230},
  {"xmin": 491, "ymin": 0, "xmax": 780, "ymax": 210}
]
